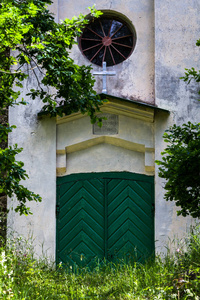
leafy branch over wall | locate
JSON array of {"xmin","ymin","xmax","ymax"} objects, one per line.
[{"xmin": 0, "ymin": 0, "xmax": 103, "ymax": 215}]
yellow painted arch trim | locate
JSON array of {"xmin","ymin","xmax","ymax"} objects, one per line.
[{"xmin": 56, "ymin": 136, "xmax": 154, "ymax": 155}]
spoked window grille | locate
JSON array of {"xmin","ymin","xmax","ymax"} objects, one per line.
[{"xmin": 79, "ymin": 17, "xmax": 136, "ymax": 66}]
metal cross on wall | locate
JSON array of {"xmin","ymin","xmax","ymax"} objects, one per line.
[{"xmin": 93, "ymin": 62, "xmax": 116, "ymax": 94}]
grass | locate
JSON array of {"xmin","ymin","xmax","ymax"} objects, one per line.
[{"xmin": 1, "ymin": 226, "xmax": 200, "ymax": 299}]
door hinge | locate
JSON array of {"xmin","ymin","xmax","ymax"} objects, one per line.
[
  {"xmin": 151, "ymin": 203, "xmax": 155, "ymax": 214},
  {"xmin": 56, "ymin": 204, "xmax": 60, "ymax": 216}
]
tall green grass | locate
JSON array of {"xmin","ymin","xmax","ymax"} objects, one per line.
[{"xmin": 1, "ymin": 225, "xmax": 200, "ymax": 299}]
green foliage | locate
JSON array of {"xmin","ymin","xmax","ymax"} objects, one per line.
[
  {"xmin": 156, "ymin": 38, "xmax": 200, "ymax": 219},
  {"xmin": 1, "ymin": 225, "xmax": 200, "ymax": 299},
  {"xmin": 0, "ymin": 0, "xmax": 103, "ymax": 121},
  {"xmin": 0, "ymin": 145, "xmax": 41, "ymax": 215},
  {"xmin": 156, "ymin": 122, "xmax": 200, "ymax": 218},
  {"xmin": 0, "ymin": 0, "xmax": 104, "ymax": 215}
]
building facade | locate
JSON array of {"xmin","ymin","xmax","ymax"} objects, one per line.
[{"xmin": 8, "ymin": 0, "xmax": 200, "ymax": 263}]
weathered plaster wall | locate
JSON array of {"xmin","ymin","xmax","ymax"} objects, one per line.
[
  {"xmin": 154, "ymin": 0, "xmax": 200, "ymax": 252},
  {"xmin": 57, "ymin": 0, "xmax": 155, "ymax": 103},
  {"xmin": 48, "ymin": 0, "xmax": 58, "ymax": 22},
  {"xmin": 56, "ymin": 113, "xmax": 154, "ymax": 176},
  {"xmin": 66, "ymin": 143, "xmax": 145, "ymax": 174},
  {"xmin": 8, "ymin": 76, "xmax": 57, "ymax": 258},
  {"xmin": 8, "ymin": 0, "xmax": 200, "ymax": 259},
  {"xmin": 57, "ymin": 115, "xmax": 154, "ymax": 150}
]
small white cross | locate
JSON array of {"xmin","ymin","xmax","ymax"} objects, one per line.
[{"xmin": 93, "ymin": 62, "xmax": 116, "ymax": 94}]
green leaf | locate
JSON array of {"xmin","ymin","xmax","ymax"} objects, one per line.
[{"xmin": 0, "ymin": 0, "xmax": 104, "ymax": 216}]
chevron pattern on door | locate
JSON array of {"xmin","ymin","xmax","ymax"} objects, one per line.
[
  {"xmin": 57, "ymin": 178, "xmax": 105, "ymax": 267},
  {"xmin": 107, "ymin": 179, "xmax": 154, "ymax": 262},
  {"xmin": 57, "ymin": 173, "xmax": 154, "ymax": 267}
]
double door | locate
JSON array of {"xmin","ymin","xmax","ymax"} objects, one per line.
[{"xmin": 56, "ymin": 172, "xmax": 154, "ymax": 267}]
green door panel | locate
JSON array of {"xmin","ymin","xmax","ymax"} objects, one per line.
[
  {"xmin": 57, "ymin": 178, "xmax": 105, "ymax": 267},
  {"xmin": 56, "ymin": 172, "xmax": 154, "ymax": 267},
  {"xmin": 107, "ymin": 179, "xmax": 154, "ymax": 262}
]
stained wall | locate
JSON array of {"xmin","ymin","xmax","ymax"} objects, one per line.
[
  {"xmin": 8, "ymin": 0, "xmax": 200, "ymax": 259},
  {"xmin": 154, "ymin": 0, "xmax": 200, "ymax": 251}
]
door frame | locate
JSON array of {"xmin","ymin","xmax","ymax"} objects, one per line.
[{"xmin": 56, "ymin": 172, "xmax": 155, "ymax": 265}]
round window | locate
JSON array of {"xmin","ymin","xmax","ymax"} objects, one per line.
[{"xmin": 79, "ymin": 16, "xmax": 136, "ymax": 66}]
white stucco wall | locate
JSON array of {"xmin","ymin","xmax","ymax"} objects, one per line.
[
  {"xmin": 154, "ymin": 0, "xmax": 200, "ymax": 252},
  {"xmin": 57, "ymin": 0, "xmax": 155, "ymax": 103},
  {"xmin": 7, "ymin": 0, "xmax": 200, "ymax": 259},
  {"xmin": 57, "ymin": 114, "xmax": 154, "ymax": 148},
  {"xmin": 56, "ymin": 112, "xmax": 155, "ymax": 176},
  {"xmin": 8, "ymin": 80, "xmax": 57, "ymax": 259}
]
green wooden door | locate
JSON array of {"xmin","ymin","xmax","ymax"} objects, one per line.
[
  {"xmin": 56, "ymin": 173, "xmax": 154, "ymax": 267},
  {"xmin": 107, "ymin": 178, "xmax": 154, "ymax": 262}
]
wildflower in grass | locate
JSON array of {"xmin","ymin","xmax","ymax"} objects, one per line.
[
  {"xmin": 176, "ymin": 248, "xmax": 183, "ymax": 256},
  {"xmin": 0, "ymin": 250, "xmax": 7, "ymax": 275},
  {"xmin": 1, "ymin": 250, "xmax": 6, "ymax": 264}
]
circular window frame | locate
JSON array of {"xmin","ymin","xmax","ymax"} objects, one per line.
[{"xmin": 79, "ymin": 12, "xmax": 137, "ymax": 67}]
